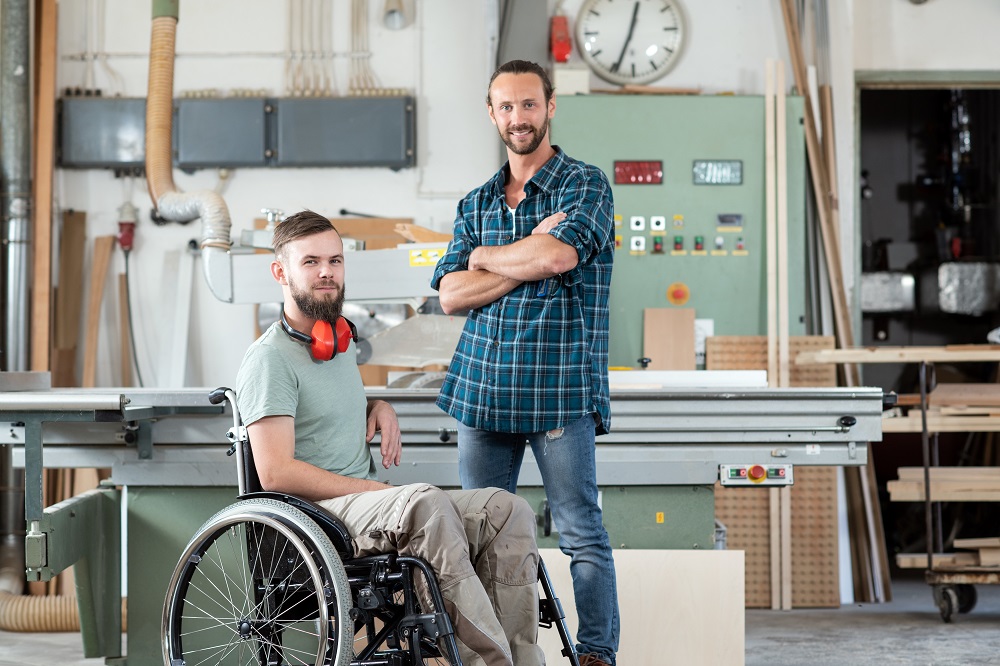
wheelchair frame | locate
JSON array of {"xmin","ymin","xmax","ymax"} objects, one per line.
[{"xmin": 161, "ymin": 387, "xmax": 580, "ymax": 666}]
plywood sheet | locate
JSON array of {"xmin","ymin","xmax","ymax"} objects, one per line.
[
  {"xmin": 643, "ymin": 308, "xmax": 695, "ymax": 370},
  {"xmin": 537, "ymin": 548, "xmax": 744, "ymax": 665}
]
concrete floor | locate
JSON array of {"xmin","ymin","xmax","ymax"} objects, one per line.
[
  {"xmin": 0, "ymin": 575, "xmax": 998, "ymax": 665},
  {"xmin": 745, "ymin": 574, "xmax": 1000, "ymax": 666}
]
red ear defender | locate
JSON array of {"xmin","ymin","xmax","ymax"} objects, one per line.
[
  {"xmin": 308, "ymin": 318, "xmax": 358, "ymax": 360},
  {"xmin": 310, "ymin": 320, "xmax": 336, "ymax": 360},
  {"xmin": 281, "ymin": 310, "xmax": 358, "ymax": 361}
]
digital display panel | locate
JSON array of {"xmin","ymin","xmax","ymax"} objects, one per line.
[
  {"xmin": 692, "ymin": 160, "xmax": 743, "ymax": 185},
  {"xmin": 614, "ymin": 160, "xmax": 663, "ymax": 185}
]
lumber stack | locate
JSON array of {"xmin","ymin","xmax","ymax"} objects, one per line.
[
  {"xmin": 882, "ymin": 382, "xmax": 1000, "ymax": 433},
  {"xmin": 895, "ymin": 552, "xmax": 978, "ymax": 570},
  {"xmin": 954, "ymin": 538, "xmax": 1000, "ymax": 567},
  {"xmin": 887, "ymin": 467, "xmax": 1000, "ymax": 502},
  {"xmin": 895, "ymin": 538, "xmax": 1000, "ymax": 569}
]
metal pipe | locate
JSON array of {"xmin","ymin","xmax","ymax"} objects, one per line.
[
  {"xmin": 0, "ymin": 453, "xmax": 17, "ymax": 555},
  {"xmin": 1, "ymin": 0, "xmax": 32, "ymax": 372}
]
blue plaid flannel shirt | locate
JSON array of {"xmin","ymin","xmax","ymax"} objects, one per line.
[{"xmin": 430, "ymin": 147, "xmax": 614, "ymax": 435}]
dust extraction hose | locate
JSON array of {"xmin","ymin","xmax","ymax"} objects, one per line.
[
  {"xmin": 0, "ymin": 538, "xmax": 75, "ymax": 631},
  {"xmin": 145, "ymin": 9, "xmax": 232, "ymax": 250}
]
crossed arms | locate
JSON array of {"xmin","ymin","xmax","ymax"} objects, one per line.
[{"xmin": 438, "ymin": 212, "xmax": 579, "ymax": 315}]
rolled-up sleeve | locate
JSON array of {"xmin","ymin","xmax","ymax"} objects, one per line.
[
  {"xmin": 547, "ymin": 168, "xmax": 614, "ymax": 286},
  {"xmin": 431, "ymin": 196, "xmax": 478, "ymax": 291}
]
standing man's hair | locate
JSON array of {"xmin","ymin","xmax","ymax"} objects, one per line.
[
  {"xmin": 272, "ymin": 210, "xmax": 340, "ymax": 262},
  {"xmin": 487, "ymin": 60, "xmax": 554, "ymax": 106}
]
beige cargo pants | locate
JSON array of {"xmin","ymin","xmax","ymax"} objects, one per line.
[{"xmin": 319, "ymin": 484, "xmax": 544, "ymax": 666}]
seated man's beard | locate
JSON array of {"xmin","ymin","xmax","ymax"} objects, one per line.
[{"xmin": 293, "ymin": 284, "xmax": 346, "ymax": 323}]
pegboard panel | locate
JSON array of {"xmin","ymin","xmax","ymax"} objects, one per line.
[
  {"xmin": 709, "ymin": 335, "xmax": 840, "ymax": 607},
  {"xmin": 790, "ymin": 466, "xmax": 840, "ymax": 607},
  {"xmin": 706, "ymin": 335, "xmax": 837, "ymax": 387},
  {"xmin": 714, "ymin": 482, "xmax": 772, "ymax": 607}
]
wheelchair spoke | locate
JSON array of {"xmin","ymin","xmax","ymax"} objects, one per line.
[
  {"xmin": 165, "ymin": 501, "xmax": 352, "ymax": 666},
  {"xmin": 175, "ymin": 634, "xmax": 242, "ymax": 666},
  {"xmin": 220, "ymin": 524, "xmax": 253, "ymax": 618},
  {"xmin": 188, "ymin": 537, "xmax": 254, "ymax": 619},
  {"xmin": 184, "ymin": 569, "xmax": 247, "ymax": 621}
]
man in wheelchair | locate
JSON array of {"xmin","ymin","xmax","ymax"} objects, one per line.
[{"xmin": 233, "ymin": 210, "xmax": 544, "ymax": 666}]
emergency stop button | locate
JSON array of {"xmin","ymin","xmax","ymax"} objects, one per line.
[
  {"xmin": 666, "ymin": 282, "xmax": 690, "ymax": 306},
  {"xmin": 748, "ymin": 465, "xmax": 767, "ymax": 483}
]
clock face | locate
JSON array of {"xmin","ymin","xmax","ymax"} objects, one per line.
[{"xmin": 576, "ymin": 0, "xmax": 686, "ymax": 86}]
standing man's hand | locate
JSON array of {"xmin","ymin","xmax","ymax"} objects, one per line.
[
  {"xmin": 532, "ymin": 211, "xmax": 567, "ymax": 235},
  {"xmin": 367, "ymin": 400, "xmax": 402, "ymax": 468}
]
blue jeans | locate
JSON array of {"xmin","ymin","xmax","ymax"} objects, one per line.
[{"xmin": 457, "ymin": 414, "xmax": 620, "ymax": 665}]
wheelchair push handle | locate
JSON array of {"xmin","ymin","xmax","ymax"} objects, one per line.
[
  {"xmin": 209, "ymin": 387, "xmax": 246, "ymax": 457},
  {"xmin": 208, "ymin": 387, "xmax": 230, "ymax": 405}
]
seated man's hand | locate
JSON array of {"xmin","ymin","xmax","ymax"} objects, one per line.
[{"xmin": 367, "ymin": 399, "xmax": 402, "ymax": 469}]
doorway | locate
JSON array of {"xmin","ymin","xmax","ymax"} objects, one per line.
[{"xmin": 858, "ymin": 86, "xmax": 1000, "ymax": 565}]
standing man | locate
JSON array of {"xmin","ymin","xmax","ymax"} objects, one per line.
[
  {"xmin": 432, "ymin": 60, "xmax": 619, "ymax": 666},
  {"xmin": 236, "ymin": 210, "xmax": 544, "ymax": 666}
]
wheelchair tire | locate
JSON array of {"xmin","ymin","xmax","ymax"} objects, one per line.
[{"xmin": 162, "ymin": 498, "xmax": 353, "ymax": 666}]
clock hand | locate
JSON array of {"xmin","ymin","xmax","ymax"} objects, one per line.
[{"xmin": 612, "ymin": 1, "xmax": 640, "ymax": 74}]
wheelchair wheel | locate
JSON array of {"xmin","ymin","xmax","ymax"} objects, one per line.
[{"xmin": 163, "ymin": 498, "xmax": 353, "ymax": 666}]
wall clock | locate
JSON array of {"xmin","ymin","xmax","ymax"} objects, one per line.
[{"xmin": 576, "ymin": 0, "xmax": 686, "ymax": 86}]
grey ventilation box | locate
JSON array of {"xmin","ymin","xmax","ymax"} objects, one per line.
[
  {"xmin": 59, "ymin": 97, "xmax": 146, "ymax": 168},
  {"xmin": 175, "ymin": 97, "xmax": 269, "ymax": 169},
  {"xmin": 274, "ymin": 96, "xmax": 415, "ymax": 169}
]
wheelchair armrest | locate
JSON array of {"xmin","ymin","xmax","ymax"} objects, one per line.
[{"xmin": 238, "ymin": 491, "xmax": 353, "ymax": 557}]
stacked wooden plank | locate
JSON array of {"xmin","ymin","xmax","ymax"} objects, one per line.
[
  {"xmin": 896, "ymin": 538, "xmax": 1000, "ymax": 569},
  {"xmin": 882, "ymin": 383, "xmax": 1000, "ymax": 433},
  {"xmin": 887, "ymin": 467, "xmax": 1000, "ymax": 502},
  {"xmin": 955, "ymin": 538, "xmax": 1000, "ymax": 567}
]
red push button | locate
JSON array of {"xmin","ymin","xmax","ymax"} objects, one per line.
[
  {"xmin": 748, "ymin": 465, "xmax": 766, "ymax": 482},
  {"xmin": 666, "ymin": 282, "xmax": 690, "ymax": 306}
]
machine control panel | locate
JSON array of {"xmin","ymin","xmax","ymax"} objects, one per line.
[{"xmin": 719, "ymin": 463, "xmax": 794, "ymax": 487}]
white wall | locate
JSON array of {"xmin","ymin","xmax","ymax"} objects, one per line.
[
  {"xmin": 27, "ymin": 0, "xmax": 1000, "ymax": 388},
  {"xmin": 854, "ymin": 0, "xmax": 1000, "ymax": 71}
]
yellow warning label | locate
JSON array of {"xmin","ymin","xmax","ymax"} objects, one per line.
[
  {"xmin": 655, "ymin": 512, "xmax": 665, "ymax": 524},
  {"xmin": 409, "ymin": 247, "xmax": 447, "ymax": 267}
]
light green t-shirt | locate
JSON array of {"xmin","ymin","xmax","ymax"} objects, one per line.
[{"xmin": 235, "ymin": 321, "xmax": 376, "ymax": 481}]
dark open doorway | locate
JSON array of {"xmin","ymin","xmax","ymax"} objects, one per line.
[{"xmin": 859, "ymin": 87, "xmax": 1000, "ymax": 567}]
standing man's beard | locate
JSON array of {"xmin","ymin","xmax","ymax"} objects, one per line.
[
  {"xmin": 501, "ymin": 115, "xmax": 549, "ymax": 155},
  {"xmin": 289, "ymin": 278, "xmax": 346, "ymax": 323}
]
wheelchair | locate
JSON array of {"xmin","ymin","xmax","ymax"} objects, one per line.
[{"xmin": 161, "ymin": 387, "xmax": 580, "ymax": 666}]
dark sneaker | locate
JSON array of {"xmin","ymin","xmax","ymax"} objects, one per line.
[{"xmin": 578, "ymin": 654, "xmax": 612, "ymax": 666}]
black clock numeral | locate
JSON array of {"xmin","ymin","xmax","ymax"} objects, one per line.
[
  {"xmin": 650, "ymin": 60, "xmax": 659, "ymax": 70},
  {"xmin": 589, "ymin": 9, "xmax": 600, "ymax": 16},
  {"xmin": 583, "ymin": 30, "xmax": 599, "ymax": 36},
  {"xmin": 593, "ymin": 49, "xmax": 603, "ymax": 58},
  {"xmin": 663, "ymin": 26, "xmax": 677, "ymax": 31},
  {"xmin": 631, "ymin": 62, "xmax": 636, "ymax": 77},
  {"xmin": 663, "ymin": 45, "xmax": 674, "ymax": 54}
]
